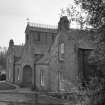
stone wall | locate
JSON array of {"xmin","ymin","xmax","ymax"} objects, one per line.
[
  {"xmin": 0, "ymin": 91, "xmax": 36, "ymax": 105},
  {"xmin": 0, "ymin": 91, "xmax": 65, "ymax": 105},
  {"xmin": 64, "ymin": 35, "xmax": 78, "ymax": 85}
]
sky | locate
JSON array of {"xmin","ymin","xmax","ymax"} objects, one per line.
[{"xmin": 0, "ymin": 0, "xmax": 74, "ymax": 47}]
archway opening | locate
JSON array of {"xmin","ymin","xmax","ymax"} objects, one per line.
[{"xmin": 22, "ymin": 65, "xmax": 32, "ymax": 88}]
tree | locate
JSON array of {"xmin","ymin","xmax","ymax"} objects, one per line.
[
  {"xmin": 73, "ymin": 0, "xmax": 105, "ymax": 67},
  {"xmin": 0, "ymin": 47, "xmax": 7, "ymax": 71},
  {"xmin": 60, "ymin": 2, "xmax": 89, "ymax": 29},
  {"xmin": 73, "ymin": 0, "xmax": 105, "ymax": 70},
  {"xmin": 61, "ymin": 1, "xmax": 105, "ymax": 105},
  {"xmin": 74, "ymin": 0, "xmax": 105, "ymax": 29},
  {"xmin": 72, "ymin": 0, "xmax": 105, "ymax": 105}
]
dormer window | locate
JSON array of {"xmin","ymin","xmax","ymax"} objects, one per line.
[{"xmin": 59, "ymin": 43, "xmax": 64, "ymax": 61}]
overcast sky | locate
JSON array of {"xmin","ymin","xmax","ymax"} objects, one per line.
[{"xmin": 0, "ymin": 0, "xmax": 74, "ymax": 47}]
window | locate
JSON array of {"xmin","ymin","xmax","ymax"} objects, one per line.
[
  {"xmin": 9, "ymin": 69, "xmax": 11, "ymax": 80},
  {"xmin": 60, "ymin": 43, "xmax": 64, "ymax": 54},
  {"xmin": 57, "ymin": 71, "xmax": 64, "ymax": 90},
  {"xmin": 17, "ymin": 68, "xmax": 19, "ymax": 80},
  {"xmin": 59, "ymin": 43, "xmax": 64, "ymax": 61},
  {"xmin": 40, "ymin": 71, "xmax": 44, "ymax": 86},
  {"xmin": 36, "ymin": 32, "xmax": 40, "ymax": 41},
  {"xmin": 33, "ymin": 32, "xmax": 40, "ymax": 42},
  {"xmin": 57, "ymin": 71, "xmax": 63, "ymax": 81}
]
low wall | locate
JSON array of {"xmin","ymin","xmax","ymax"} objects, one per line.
[
  {"xmin": 0, "ymin": 91, "xmax": 36, "ymax": 105},
  {"xmin": 0, "ymin": 90, "xmax": 65, "ymax": 105}
]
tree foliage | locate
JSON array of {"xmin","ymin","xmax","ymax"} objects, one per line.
[
  {"xmin": 60, "ymin": 3, "xmax": 89, "ymax": 29},
  {"xmin": 0, "ymin": 47, "xmax": 7, "ymax": 70},
  {"xmin": 71, "ymin": 0, "xmax": 105, "ymax": 105},
  {"xmin": 74, "ymin": 0, "xmax": 105, "ymax": 29},
  {"xmin": 72, "ymin": 0, "xmax": 105, "ymax": 68},
  {"xmin": 61, "ymin": 1, "xmax": 105, "ymax": 105}
]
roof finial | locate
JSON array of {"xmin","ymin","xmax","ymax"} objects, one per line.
[{"xmin": 26, "ymin": 18, "xmax": 30, "ymax": 25}]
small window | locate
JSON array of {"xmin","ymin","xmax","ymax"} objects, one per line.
[
  {"xmin": 57, "ymin": 71, "xmax": 64, "ymax": 81},
  {"xmin": 17, "ymin": 68, "xmax": 19, "ymax": 80},
  {"xmin": 59, "ymin": 43, "xmax": 64, "ymax": 61},
  {"xmin": 36, "ymin": 32, "xmax": 40, "ymax": 41},
  {"xmin": 33, "ymin": 32, "xmax": 40, "ymax": 42},
  {"xmin": 40, "ymin": 71, "xmax": 44, "ymax": 86},
  {"xmin": 60, "ymin": 43, "xmax": 64, "ymax": 54},
  {"xmin": 9, "ymin": 69, "xmax": 11, "ymax": 80},
  {"xmin": 57, "ymin": 71, "xmax": 64, "ymax": 91}
]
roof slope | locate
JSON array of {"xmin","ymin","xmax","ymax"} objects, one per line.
[
  {"xmin": 14, "ymin": 45, "xmax": 23, "ymax": 57},
  {"xmin": 36, "ymin": 53, "xmax": 49, "ymax": 64},
  {"xmin": 67, "ymin": 29, "xmax": 96, "ymax": 49}
]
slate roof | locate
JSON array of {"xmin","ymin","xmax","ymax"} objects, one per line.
[
  {"xmin": 36, "ymin": 53, "xmax": 49, "ymax": 64},
  {"xmin": 66, "ymin": 29, "xmax": 96, "ymax": 49},
  {"xmin": 78, "ymin": 39, "xmax": 96, "ymax": 49}
]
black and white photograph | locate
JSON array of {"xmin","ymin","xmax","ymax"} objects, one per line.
[{"xmin": 0, "ymin": 0, "xmax": 105, "ymax": 105}]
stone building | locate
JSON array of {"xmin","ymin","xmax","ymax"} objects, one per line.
[
  {"xmin": 6, "ymin": 16, "xmax": 96, "ymax": 92},
  {"xmin": 6, "ymin": 22, "xmax": 57, "ymax": 90},
  {"xmin": 49, "ymin": 16, "xmax": 96, "ymax": 92}
]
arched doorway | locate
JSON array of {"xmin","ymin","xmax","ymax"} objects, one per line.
[{"xmin": 22, "ymin": 65, "xmax": 32, "ymax": 88}]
